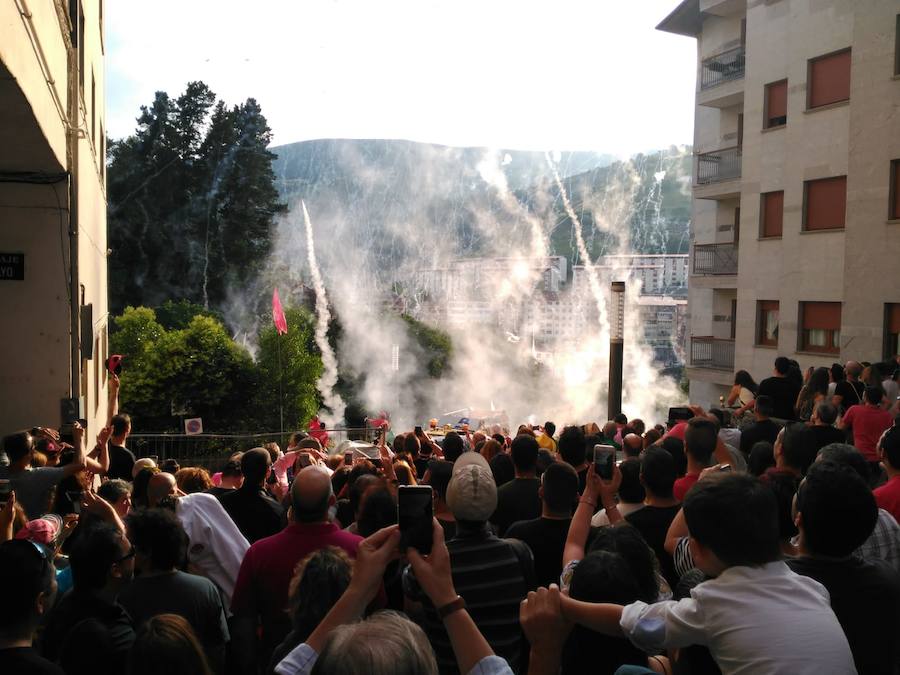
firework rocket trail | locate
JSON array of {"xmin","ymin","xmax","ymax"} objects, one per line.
[
  {"xmin": 545, "ymin": 153, "xmax": 608, "ymax": 328},
  {"xmin": 303, "ymin": 200, "xmax": 346, "ymax": 424}
]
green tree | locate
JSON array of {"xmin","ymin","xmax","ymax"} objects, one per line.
[
  {"xmin": 108, "ymin": 83, "xmax": 284, "ymax": 315},
  {"xmin": 251, "ymin": 307, "xmax": 322, "ymax": 431},
  {"xmin": 111, "ymin": 308, "xmax": 257, "ymax": 431},
  {"xmin": 401, "ymin": 314, "xmax": 453, "ymax": 378}
]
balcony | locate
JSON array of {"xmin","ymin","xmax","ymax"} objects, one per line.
[
  {"xmin": 692, "ymin": 242, "xmax": 738, "ymax": 276},
  {"xmin": 700, "ymin": 47, "xmax": 745, "ymax": 90},
  {"xmin": 694, "ymin": 147, "xmax": 741, "ymax": 200},
  {"xmin": 690, "ymin": 337, "xmax": 735, "ymax": 370}
]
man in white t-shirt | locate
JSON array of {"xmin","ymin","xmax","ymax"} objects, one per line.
[{"xmin": 524, "ymin": 472, "xmax": 856, "ymax": 675}]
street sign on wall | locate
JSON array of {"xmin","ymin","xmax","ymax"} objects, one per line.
[{"xmin": 0, "ymin": 253, "xmax": 24, "ymax": 280}]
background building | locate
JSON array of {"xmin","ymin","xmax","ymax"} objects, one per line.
[
  {"xmin": 659, "ymin": 0, "xmax": 900, "ymax": 406},
  {"xmin": 0, "ymin": 1, "xmax": 108, "ymax": 433}
]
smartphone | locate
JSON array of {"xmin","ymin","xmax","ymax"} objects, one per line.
[
  {"xmin": 593, "ymin": 444, "xmax": 615, "ymax": 481},
  {"xmin": 717, "ymin": 464, "xmax": 732, "ymax": 472},
  {"xmin": 0, "ymin": 479, "xmax": 10, "ymax": 508},
  {"xmin": 414, "ymin": 425, "xmax": 423, "ymax": 436},
  {"xmin": 667, "ymin": 407, "xmax": 693, "ymax": 425},
  {"xmin": 66, "ymin": 490, "xmax": 83, "ymax": 514},
  {"xmin": 398, "ymin": 485, "xmax": 433, "ymax": 554},
  {"xmin": 344, "ymin": 451, "xmax": 353, "ymax": 465}
]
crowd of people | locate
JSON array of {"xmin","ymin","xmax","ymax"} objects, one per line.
[{"xmin": 2, "ymin": 354, "xmax": 900, "ymax": 675}]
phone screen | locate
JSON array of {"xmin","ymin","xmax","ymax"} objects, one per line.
[
  {"xmin": 593, "ymin": 444, "xmax": 615, "ymax": 481},
  {"xmin": 414, "ymin": 425, "xmax": 423, "ymax": 436},
  {"xmin": 0, "ymin": 479, "xmax": 10, "ymax": 507},
  {"xmin": 66, "ymin": 490, "xmax": 83, "ymax": 514},
  {"xmin": 398, "ymin": 485, "xmax": 433, "ymax": 554}
]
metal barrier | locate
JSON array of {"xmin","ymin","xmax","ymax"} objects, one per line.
[
  {"xmin": 693, "ymin": 242, "xmax": 739, "ymax": 275},
  {"xmin": 129, "ymin": 428, "xmax": 375, "ymax": 471},
  {"xmin": 700, "ymin": 46, "xmax": 745, "ymax": 90},
  {"xmin": 696, "ymin": 147, "xmax": 742, "ymax": 185},
  {"xmin": 690, "ymin": 337, "xmax": 735, "ymax": 370}
]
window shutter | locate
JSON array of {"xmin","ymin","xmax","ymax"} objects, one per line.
[
  {"xmin": 805, "ymin": 177, "xmax": 846, "ymax": 230},
  {"xmin": 803, "ymin": 302, "xmax": 841, "ymax": 330},
  {"xmin": 889, "ymin": 304, "xmax": 900, "ymax": 334},
  {"xmin": 809, "ymin": 49, "xmax": 851, "ymax": 108},
  {"xmin": 762, "ymin": 191, "xmax": 784, "ymax": 237},
  {"xmin": 766, "ymin": 80, "xmax": 788, "ymax": 126}
]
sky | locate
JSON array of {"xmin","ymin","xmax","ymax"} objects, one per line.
[{"xmin": 106, "ymin": 0, "xmax": 697, "ymax": 156}]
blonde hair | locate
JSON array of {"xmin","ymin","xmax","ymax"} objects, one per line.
[{"xmin": 313, "ymin": 611, "xmax": 438, "ymax": 675}]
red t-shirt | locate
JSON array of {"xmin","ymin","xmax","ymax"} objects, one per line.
[
  {"xmin": 842, "ymin": 405, "xmax": 893, "ymax": 461},
  {"xmin": 231, "ymin": 522, "xmax": 362, "ymax": 649},
  {"xmin": 874, "ymin": 476, "xmax": 900, "ymax": 525},
  {"xmin": 673, "ymin": 472, "xmax": 700, "ymax": 502}
]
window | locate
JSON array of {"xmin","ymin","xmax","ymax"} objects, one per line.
[
  {"xmin": 804, "ymin": 176, "xmax": 846, "ymax": 231},
  {"xmin": 765, "ymin": 80, "xmax": 788, "ymax": 128},
  {"xmin": 886, "ymin": 304, "xmax": 900, "ymax": 360},
  {"xmin": 757, "ymin": 300, "xmax": 779, "ymax": 346},
  {"xmin": 800, "ymin": 302, "xmax": 841, "ymax": 354},
  {"xmin": 808, "ymin": 49, "xmax": 851, "ymax": 109},
  {"xmin": 760, "ymin": 190, "xmax": 784, "ymax": 237},
  {"xmin": 891, "ymin": 159, "xmax": 900, "ymax": 220},
  {"xmin": 896, "ymin": 15, "xmax": 900, "ymax": 76},
  {"xmin": 91, "ymin": 70, "xmax": 96, "ymax": 144}
]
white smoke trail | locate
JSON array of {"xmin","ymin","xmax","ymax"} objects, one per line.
[
  {"xmin": 545, "ymin": 152, "xmax": 608, "ymax": 331},
  {"xmin": 302, "ymin": 200, "xmax": 346, "ymax": 424}
]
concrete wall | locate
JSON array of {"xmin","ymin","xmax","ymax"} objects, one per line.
[{"xmin": 0, "ymin": 0, "xmax": 108, "ymax": 434}]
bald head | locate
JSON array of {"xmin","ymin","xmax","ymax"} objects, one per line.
[
  {"xmin": 845, "ymin": 361, "xmax": 863, "ymax": 379},
  {"xmin": 290, "ymin": 466, "xmax": 334, "ymax": 523},
  {"xmin": 147, "ymin": 472, "xmax": 176, "ymax": 507},
  {"xmin": 623, "ymin": 433, "xmax": 643, "ymax": 459}
]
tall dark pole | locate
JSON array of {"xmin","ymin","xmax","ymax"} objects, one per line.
[
  {"xmin": 277, "ymin": 332, "xmax": 284, "ymax": 436},
  {"xmin": 608, "ymin": 281, "xmax": 625, "ymax": 420}
]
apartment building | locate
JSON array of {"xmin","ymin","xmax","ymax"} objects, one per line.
[
  {"xmin": 595, "ymin": 254, "xmax": 689, "ymax": 296},
  {"xmin": 0, "ymin": 1, "xmax": 109, "ymax": 433},
  {"xmin": 659, "ymin": 0, "xmax": 900, "ymax": 406}
]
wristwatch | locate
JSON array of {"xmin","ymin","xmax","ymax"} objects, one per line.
[{"xmin": 437, "ymin": 595, "xmax": 466, "ymax": 619}]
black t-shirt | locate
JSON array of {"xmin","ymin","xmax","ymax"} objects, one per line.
[
  {"xmin": 206, "ymin": 486, "xmax": 235, "ymax": 499},
  {"xmin": 834, "ymin": 380, "xmax": 864, "ymax": 409},
  {"xmin": 739, "ymin": 419, "xmax": 782, "ymax": 456},
  {"xmin": 505, "ymin": 517, "xmax": 571, "ymax": 588},
  {"xmin": 41, "ymin": 590, "xmax": 135, "ymax": 670},
  {"xmin": 490, "ymin": 478, "xmax": 541, "ymax": 537},
  {"xmin": 0, "ymin": 647, "xmax": 64, "ymax": 675},
  {"xmin": 106, "ymin": 444, "xmax": 136, "ymax": 481},
  {"xmin": 219, "ymin": 486, "xmax": 285, "ymax": 543},
  {"xmin": 758, "ymin": 376, "xmax": 801, "ymax": 420},
  {"xmin": 118, "ymin": 570, "xmax": 229, "ymax": 658},
  {"xmin": 625, "ymin": 504, "xmax": 681, "ymax": 589},
  {"xmin": 801, "ymin": 425, "xmax": 846, "ymax": 460},
  {"xmin": 787, "ymin": 555, "xmax": 900, "ymax": 675}
]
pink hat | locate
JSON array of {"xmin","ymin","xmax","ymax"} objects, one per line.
[{"xmin": 15, "ymin": 514, "xmax": 63, "ymax": 546}]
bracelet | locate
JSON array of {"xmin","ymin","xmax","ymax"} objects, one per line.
[
  {"xmin": 437, "ymin": 595, "xmax": 466, "ymax": 619},
  {"xmin": 579, "ymin": 498, "xmax": 597, "ymax": 508}
]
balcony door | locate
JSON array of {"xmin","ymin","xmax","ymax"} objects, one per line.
[
  {"xmin": 730, "ymin": 299, "xmax": 737, "ymax": 339},
  {"xmin": 734, "ymin": 206, "xmax": 741, "ymax": 244}
]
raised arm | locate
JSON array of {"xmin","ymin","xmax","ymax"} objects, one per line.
[
  {"xmin": 664, "ymin": 507, "xmax": 688, "ymax": 556},
  {"xmin": 564, "ymin": 463, "xmax": 622, "ymax": 567},
  {"xmin": 85, "ymin": 426, "xmax": 112, "ymax": 475},
  {"xmin": 107, "ymin": 374, "xmax": 120, "ymax": 427},
  {"xmin": 61, "ymin": 422, "xmax": 87, "ymax": 477}
]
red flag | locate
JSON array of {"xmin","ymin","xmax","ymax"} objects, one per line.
[{"xmin": 272, "ymin": 288, "xmax": 288, "ymax": 335}]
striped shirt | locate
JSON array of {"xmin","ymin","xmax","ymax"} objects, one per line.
[{"xmin": 421, "ymin": 522, "xmax": 534, "ymax": 675}]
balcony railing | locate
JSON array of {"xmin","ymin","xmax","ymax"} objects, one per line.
[
  {"xmin": 693, "ymin": 242, "xmax": 738, "ymax": 275},
  {"xmin": 691, "ymin": 336, "xmax": 735, "ymax": 370},
  {"xmin": 696, "ymin": 147, "xmax": 742, "ymax": 185},
  {"xmin": 700, "ymin": 46, "xmax": 746, "ymax": 90}
]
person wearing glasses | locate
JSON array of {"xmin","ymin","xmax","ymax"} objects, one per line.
[
  {"xmin": 0, "ymin": 538, "xmax": 60, "ymax": 674},
  {"xmin": 40, "ymin": 523, "xmax": 136, "ymax": 674}
]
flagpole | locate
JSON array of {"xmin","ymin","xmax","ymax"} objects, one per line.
[{"xmin": 277, "ymin": 329, "xmax": 284, "ymax": 436}]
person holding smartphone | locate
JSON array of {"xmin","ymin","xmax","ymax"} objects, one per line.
[{"xmin": 0, "ymin": 427, "xmax": 86, "ymax": 520}]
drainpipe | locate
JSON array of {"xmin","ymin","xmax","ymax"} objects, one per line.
[{"xmin": 67, "ymin": 14, "xmax": 80, "ymax": 412}]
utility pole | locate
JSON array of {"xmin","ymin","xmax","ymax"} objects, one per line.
[{"xmin": 608, "ymin": 281, "xmax": 625, "ymax": 419}]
